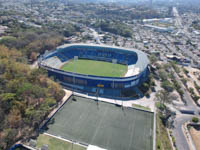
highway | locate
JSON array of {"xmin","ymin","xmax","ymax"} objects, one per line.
[
  {"xmin": 173, "ymin": 7, "xmax": 199, "ymax": 67},
  {"xmin": 173, "ymin": 7, "xmax": 182, "ymax": 29}
]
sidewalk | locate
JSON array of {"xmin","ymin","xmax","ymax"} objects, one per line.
[{"xmin": 74, "ymin": 91, "xmax": 156, "ymax": 112}]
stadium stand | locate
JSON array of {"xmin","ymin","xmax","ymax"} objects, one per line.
[{"xmin": 39, "ymin": 44, "xmax": 149, "ymax": 98}]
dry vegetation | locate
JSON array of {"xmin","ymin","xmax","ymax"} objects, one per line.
[{"xmin": 0, "ymin": 46, "xmax": 65, "ymax": 150}]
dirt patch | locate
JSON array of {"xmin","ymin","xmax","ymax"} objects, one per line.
[{"xmin": 189, "ymin": 126, "xmax": 200, "ymax": 150}]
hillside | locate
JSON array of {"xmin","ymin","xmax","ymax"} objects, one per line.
[{"xmin": 0, "ymin": 46, "xmax": 65, "ymax": 150}]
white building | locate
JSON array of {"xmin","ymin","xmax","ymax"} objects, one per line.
[{"xmin": 143, "ymin": 24, "xmax": 174, "ymax": 33}]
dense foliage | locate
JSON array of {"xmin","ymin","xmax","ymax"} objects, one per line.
[
  {"xmin": 0, "ymin": 46, "xmax": 65, "ymax": 150},
  {"xmin": 68, "ymin": 3, "xmax": 172, "ymax": 21},
  {"xmin": 0, "ymin": 31, "xmax": 63, "ymax": 62},
  {"xmin": 0, "ymin": 14, "xmax": 82, "ymax": 62},
  {"xmin": 93, "ymin": 20, "xmax": 132, "ymax": 37}
]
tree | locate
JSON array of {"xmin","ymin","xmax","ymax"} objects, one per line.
[
  {"xmin": 8, "ymin": 108, "xmax": 22, "ymax": 128},
  {"xmin": 0, "ymin": 93, "xmax": 16, "ymax": 112},
  {"xmin": 159, "ymin": 70, "xmax": 168, "ymax": 81},
  {"xmin": 161, "ymin": 80, "xmax": 174, "ymax": 92},
  {"xmin": 156, "ymin": 90, "xmax": 176, "ymax": 125},
  {"xmin": 156, "ymin": 90, "xmax": 170, "ymax": 105},
  {"xmin": 149, "ymin": 54, "xmax": 157, "ymax": 64},
  {"xmin": 171, "ymin": 62, "xmax": 180, "ymax": 74},
  {"xmin": 181, "ymin": 78, "xmax": 187, "ymax": 86},
  {"xmin": 189, "ymin": 87, "xmax": 195, "ymax": 95},
  {"xmin": 156, "ymin": 89, "xmax": 181, "ymax": 106},
  {"xmin": 2, "ymin": 128, "xmax": 18, "ymax": 149},
  {"xmin": 163, "ymin": 63, "xmax": 171, "ymax": 72}
]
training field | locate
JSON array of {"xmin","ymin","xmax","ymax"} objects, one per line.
[
  {"xmin": 45, "ymin": 96, "xmax": 154, "ymax": 150},
  {"xmin": 60, "ymin": 59, "xmax": 127, "ymax": 77}
]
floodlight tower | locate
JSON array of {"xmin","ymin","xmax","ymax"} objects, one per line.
[
  {"xmin": 150, "ymin": 0, "xmax": 153, "ymax": 8},
  {"xmin": 73, "ymin": 56, "xmax": 78, "ymax": 100},
  {"xmin": 96, "ymin": 88, "xmax": 99, "ymax": 108},
  {"xmin": 112, "ymin": 59, "xmax": 117, "ymax": 99}
]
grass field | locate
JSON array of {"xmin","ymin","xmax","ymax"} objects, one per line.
[
  {"xmin": 132, "ymin": 104, "xmax": 151, "ymax": 111},
  {"xmin": 45, "ymin": 96, "xmax": 154, "ymax": 150},
  {"xmin": 36, "ymin": 134, "xmax": 86, "ymax": 150},
  {"xmin": 61, "ymin": 59, "xmax": 127, "ymax": 77},
  {"xmin": 156, "ymin": 113, "xmax": 173, "ymax": 150}
]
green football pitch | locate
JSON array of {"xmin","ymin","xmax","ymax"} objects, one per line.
[
  {"xmin": 60, "ymin": 59, "xmax": 127, "ymax": 77},
  {"xmin": 46, "ymin": 96, "xmax": 154, "ymax": 150},
  {"xmin": 36, "ymin": 134, "xmax": 86, "ymax": 150}
]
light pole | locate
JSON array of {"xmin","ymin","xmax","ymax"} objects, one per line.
[
  {"xmin": 73, "ymin": 56, "xmax": 78, "ymax": 100},
  {"xmin": 112, "ymin": 59, "xmax": 117, "ymax": 100},
  {"xmin": 96, "ymin": 88, "xmax": 99, "ymax": 109}
]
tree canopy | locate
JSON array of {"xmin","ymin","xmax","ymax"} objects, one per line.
[
  {"xmin": 0, "ymin": 31, "xmax": 63, "ymax": 62},
  {"xmin": 0, "ymin": 46, "xmax": 64, "ymax": 150},
  {"xmin": 93, "ymin": 20, "xmax": 132, "ymax": 38}
]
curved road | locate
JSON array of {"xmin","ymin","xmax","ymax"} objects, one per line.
[
  {"xmin": 172, "ymin": 69, "xmax": 200, "ymax": 150},
  {"xmin": 173, "ymin": 115, "xmax": 193, "ymax": 150}
]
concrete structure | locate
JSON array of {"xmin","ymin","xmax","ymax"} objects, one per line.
[
  {"xmin": 143, "ymin": 24, "xmax": 174, "ymax": 33},
  {"xmin": 143, "ymin": 18, "xmax": 173, "ymax": 24}
]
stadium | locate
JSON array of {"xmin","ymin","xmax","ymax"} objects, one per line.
[
  {"xmin": 36, "ymin": 44, "xmax": 154, "ymax": 150},
  {"xmin": 38, "ymin": 44, "xmax": 150, "ymax": 98}
]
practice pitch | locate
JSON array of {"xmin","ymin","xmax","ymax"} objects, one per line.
[{"xmin": 45, "ymin": 96, "xmax": 154, "ymax": 150}]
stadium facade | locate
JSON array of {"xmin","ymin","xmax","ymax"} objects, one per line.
[{"xmin": 38, "ymin": 44, "xmax": 150, "ymax": 98}]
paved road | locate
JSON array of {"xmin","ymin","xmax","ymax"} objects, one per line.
[
  {"xmin": 173, "ymin": 115, "xmax": 194, "ymax": 150},
  {"xmin": 173, "ymin": 7, "xmax": 199, "ymax": 66},
  {"xmin": 173, "ymin": 7, "xmax": 182, "ymax": 28},
  {"xmin": 172, "ymin": 69, "xmax": 200, "ymax": 150}
]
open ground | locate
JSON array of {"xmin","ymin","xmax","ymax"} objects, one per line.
[{"xmin": 189, "ymin": 126, "xmax": 200, "ymax": 150}]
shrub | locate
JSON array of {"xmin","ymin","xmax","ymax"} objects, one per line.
[
  {"xmin": 172, "ymin": 136, "xmax": 176, "ymax": 146},
  {"xmin": 189, "ymin": 87, "xmax": 195, "ymax": 95},
  {"xmin": 161, "ymin": 80, "xmax": 174, "ymax": 92},
  {"xmin": 193, "ymin": 95, "xmax": 200, "ymax": 102},
  {"xmin": 156, "ymin": 102, "xmax": 166, "ymax": 111},
  {"xmin": 192, "ymin": 117, "xmax": 199, "ymax": 123}
]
